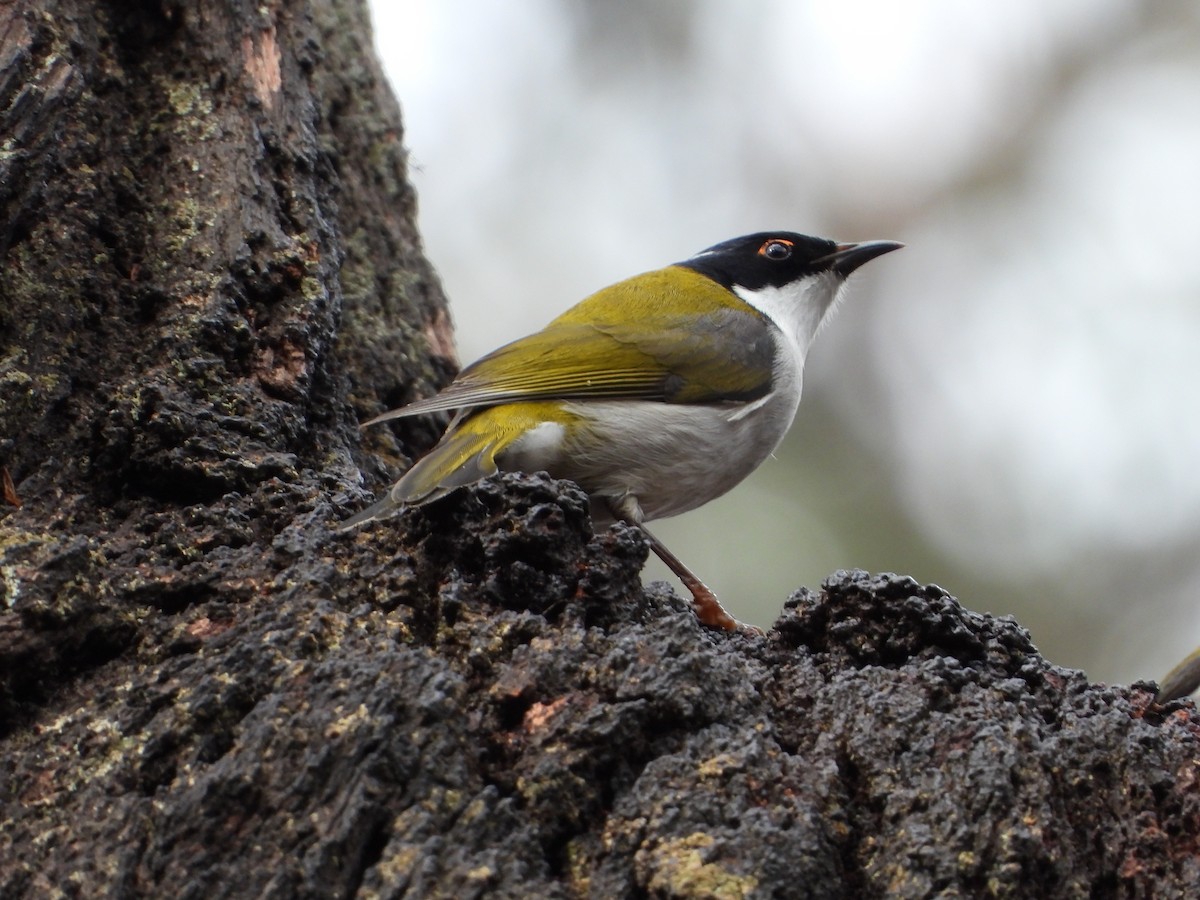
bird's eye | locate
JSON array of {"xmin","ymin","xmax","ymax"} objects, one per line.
[{"xmin": 759, "ymin": 239, "xmax": 793, "ymax": 260}]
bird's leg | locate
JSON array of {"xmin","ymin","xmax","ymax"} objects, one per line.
[
  {"xmin": 610, "ymin": 496, "xmax": 756, "ymax": 634},
  {"xmin": 639, "ymin": 526, "xmax": 742, "ymax": 631}
]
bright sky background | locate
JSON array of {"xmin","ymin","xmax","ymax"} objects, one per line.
[{"xmin": 368, "ymin": 0, "xmax": 1200, "ymax": 687}]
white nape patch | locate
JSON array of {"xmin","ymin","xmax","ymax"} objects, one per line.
[{"xmin": 734, "ymin": 272, "xmax": 846, "ymax": 364}]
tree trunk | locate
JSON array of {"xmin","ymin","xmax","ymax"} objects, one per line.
[{"xmin": 1, "ymin": 2, "xmax": 1197, "ymax": 897}]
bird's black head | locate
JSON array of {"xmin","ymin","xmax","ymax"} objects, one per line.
[{"xmin": 680, "ymin": 231, "xmax": 902, "ymax": 291}]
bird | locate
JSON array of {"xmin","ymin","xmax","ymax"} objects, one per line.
[{"xmin": 343, "ymin": 231, "xmax": 902, "ymax": 631}]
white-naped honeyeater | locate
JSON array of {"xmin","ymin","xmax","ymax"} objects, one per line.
[{"xmin": 343, "ymin": 231, "xmax": 902, "ymax": 631}]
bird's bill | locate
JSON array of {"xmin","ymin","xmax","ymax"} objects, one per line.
[{"xmin": 817, "ymin": 240, "xmax": 905, "ymax": 277}]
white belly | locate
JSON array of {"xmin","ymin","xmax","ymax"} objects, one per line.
[{"xmin": 501, "ymin": 386, "xmax": 801, "ymax": 524}]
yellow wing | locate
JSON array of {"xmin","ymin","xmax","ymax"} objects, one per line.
[{"xmin": 362, "ymin": 266, "xmax": 775, "ymax": 428}]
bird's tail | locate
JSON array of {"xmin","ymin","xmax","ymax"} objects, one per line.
[
  {"xmin": 340, "ymin": 408, "xmax": 541, "ymax": 529},
  {"xmin": 340, "ymin": 424, "xmax": 504, "ymax": 529}
]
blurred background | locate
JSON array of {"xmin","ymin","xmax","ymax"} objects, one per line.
[{"xmin": 368, "ymin": 0, "xmax": 1200, "ymax": 688}]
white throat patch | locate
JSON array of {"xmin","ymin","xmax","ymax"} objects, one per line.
[{"xmin": 734, "ymin": 272, "xmax": 846, "ymax": 366}]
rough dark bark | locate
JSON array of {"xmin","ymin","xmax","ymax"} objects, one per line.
[{"xmin": 1, "ymin": 2, "xmax": 1198, "ymax": 898}]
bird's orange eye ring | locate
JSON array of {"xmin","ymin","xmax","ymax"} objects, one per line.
[{"xmin": 759, "ymin": 239, "xmax": 793, "ymax": 260}]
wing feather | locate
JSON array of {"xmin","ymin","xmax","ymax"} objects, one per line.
[{"xmin": 362, "ymin": 266, "xmax": 776, "ymax": 427}]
